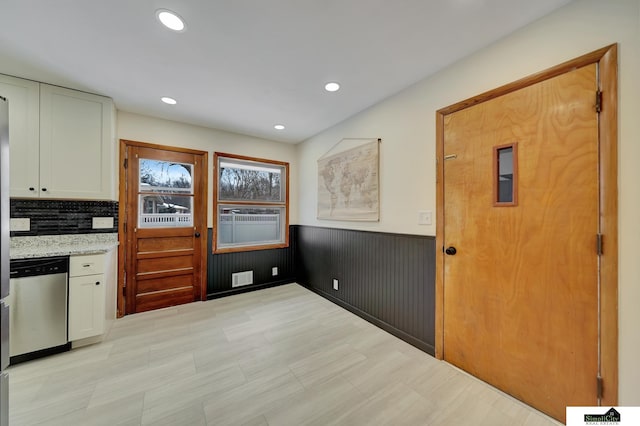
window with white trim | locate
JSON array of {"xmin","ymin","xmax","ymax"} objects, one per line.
[{"xmin": 214, "ymin": 153, "xmax": 289, "ymax": 253}]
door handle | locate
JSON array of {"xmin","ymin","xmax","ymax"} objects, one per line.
[
  {"xmin": 194, "ymin": 232, "xmax": 201, "ymax": 238},
  {"xmin": 445, "ymin": 246, "xmax": 457, "ymax": 255}
]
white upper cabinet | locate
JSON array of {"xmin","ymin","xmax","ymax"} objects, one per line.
[
  {"xmin": 0, "ymin": 75, "xmax": 40, "ymax": 198},
  {"xmin": 39, "ymin": 84, "xmax": 114, "ymax": 199},
  {"xmin": 0, "ymin": 74, "xmax": 115, "ymax": 200}
]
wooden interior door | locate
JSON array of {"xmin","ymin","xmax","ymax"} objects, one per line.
[
  {"xmin": 442, "ymin": 64, "xmax": 600, "ymax": 422},
  {"xmin": 122, "ymin": 142, "xmax": 207, "ymax": 314}
]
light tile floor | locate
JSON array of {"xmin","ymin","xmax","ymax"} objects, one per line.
[{"xmin": 8, "ymin": 284, "xmax": 562, "ymax": 425}]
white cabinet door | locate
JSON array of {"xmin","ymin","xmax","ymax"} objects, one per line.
[
  {"xmin": 68, "ymin": 274, "xmax": 106, "ymax": 341},
  {"xmin": 40, "ymin": 84, "xmax": 114, "ymax": 199},
  {"xmin": 0, "ymin": 75, "xmax": 40, "ymax": 197}
]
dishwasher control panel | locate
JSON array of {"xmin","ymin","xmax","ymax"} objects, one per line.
[{"xmin": 10, "ymin": 257, "xmax": 69, "ymax": 278}]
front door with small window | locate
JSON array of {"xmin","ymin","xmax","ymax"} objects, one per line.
[{"xmin": 120, "ymin": 141, "xmax": 207, "ymax": 314}]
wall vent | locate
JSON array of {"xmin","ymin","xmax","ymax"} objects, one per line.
[{"xmin": 231, "ymin": 271, "xmax": 254, "ymax": 288}]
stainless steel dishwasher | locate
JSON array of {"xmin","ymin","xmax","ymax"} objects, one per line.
[{"xmin": 8, "ymin": 256, "xmax": 70, "ymax": 364}]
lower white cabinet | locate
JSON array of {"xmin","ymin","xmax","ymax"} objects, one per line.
[{"xmin": 69, "ymin": 255, "xmax": 106, "ymax": 341}]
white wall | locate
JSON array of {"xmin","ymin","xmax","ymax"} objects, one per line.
[
  {"xmin": 296, "ymin": 0, "xmax": 640, "ymax": 404},
  {"xmin": 117, "ymin": 111, "xmax": 298, "ymax": 228}
]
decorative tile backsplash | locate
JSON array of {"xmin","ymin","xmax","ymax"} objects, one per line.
[{"xmin": 10, "ymin": 199, "xmax": 118, "ymax": 236}]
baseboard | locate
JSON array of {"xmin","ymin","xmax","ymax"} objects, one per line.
[
  {"xmin": 207, "ymin": 279, "xmax": 296, "ymax": 300},
  {"xmin": 307, "ymin": 285, "xmax": 436, "ymax": 356},
  {"xmin": 71, "ymin": 334, "xmax": 104, "ymax": 349}
]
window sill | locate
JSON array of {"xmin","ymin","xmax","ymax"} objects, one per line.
[{"xmin": 213, "ymin": 242, "xmax": 289, "ymax": 254}]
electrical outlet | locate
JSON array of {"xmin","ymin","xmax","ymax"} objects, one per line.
[
  {"xmin": 92, "ymin": 217, "xmax": 114, "ymax": 229},
  {"xmin": 10, "ymin": 218, "xmax": 30, "ymax": 232},
  {"xmin": 333, "ymin": 279, "xmax": 339, "ymax": 290},
  {"xmin": 272, "ymin": 267, "xmax": 278, "ymax": 276}
]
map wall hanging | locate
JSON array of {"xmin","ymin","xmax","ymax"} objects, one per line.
[{"xmin": 317, "ymin": 138, "xmax": 380, "ymax": 221}]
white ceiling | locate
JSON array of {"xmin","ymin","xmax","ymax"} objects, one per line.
[{"xmin": 0, "ymin": 0, "xmax": 572, "ymax": 143}]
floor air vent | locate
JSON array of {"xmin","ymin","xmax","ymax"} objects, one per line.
[{"xmin": 232, "ymin": 271, "xmax": 254, "ymax": 288}]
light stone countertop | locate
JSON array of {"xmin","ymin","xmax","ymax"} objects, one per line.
[{"xmin": 10, "ymin": 233, "xmax": 119, "ymax": 259}]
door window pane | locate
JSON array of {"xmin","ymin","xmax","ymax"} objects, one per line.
[
  {"xmin": 139, "ymin": 159, "xmax": 193, "ymax": 194},
  {"xmin": 139, "ymin": 195, "xmax": 193, "ymax": 227}
]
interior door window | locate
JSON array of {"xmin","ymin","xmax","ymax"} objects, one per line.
[{"xmin": 494, "ymin": 143, "xmax": 518, "ymax": 206}]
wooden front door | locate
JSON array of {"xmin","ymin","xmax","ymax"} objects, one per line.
[
  {"xmin": 120, "ymin": 141, "xmax": 207, "ymax": 314},
  {"xmin": 440, "ymin": 56, "xmax": 615, "ymax": 422}
]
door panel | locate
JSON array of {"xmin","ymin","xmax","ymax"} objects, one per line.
[
  {"xmin": 137, "ymin": 275, "xmax": 194, "ymax": 294},
  {"xmin": 443, "ymin": 64, "xmax": 598, "ymax": 422},
  {"xmin": 135, "ymin": 287, "xmax": 195, "ymax": 313},
  {"xmin": 123, "ymin": 144, "xmax": 206, "ymax": 314},
  {"xmin": 137, "ymin": 253, "xmax": 193, "ymax": 274},
  {"xmin": 138, "ymin": 236, "xmax": 194, "ymax": 252}
]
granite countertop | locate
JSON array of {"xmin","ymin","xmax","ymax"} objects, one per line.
[{"xmin": 10, "ymin": 233, "xmax": 119, "ymax": 259}]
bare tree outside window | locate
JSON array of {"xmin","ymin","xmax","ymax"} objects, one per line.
[
  {"xmin": 219, "ymin": 164, "xmax": 282, "ymax": 202},
  {"xmin": 140, "ymin": 160, "xmax": 193, "ymax": 192}
]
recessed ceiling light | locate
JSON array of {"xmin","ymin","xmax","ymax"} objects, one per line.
[
  {"xmin": 274, "ymin": 124, "xmax": 285, "ymax": 130},
  {"xmin": 324, "ymin": 82, "xmax": 340, "ymax": 92},
  {"xmin": 156, "ymin": 9, "xmax": 186, "ymax": 32},
  {"xmin": 161, "ymin": 97, "xmax": 177, "ymax": 105}
]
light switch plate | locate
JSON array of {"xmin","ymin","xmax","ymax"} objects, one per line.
[
  {"xmin": 10, "ymin": 218, "xmax": 30, "ymax": 232},
  {"xmin": 418, "ymin": 210, "xmax": 432, "ymax": 225},
  {"xmin": 92, "ymin": 217, "xmax": 114, "ymax": 229}
]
